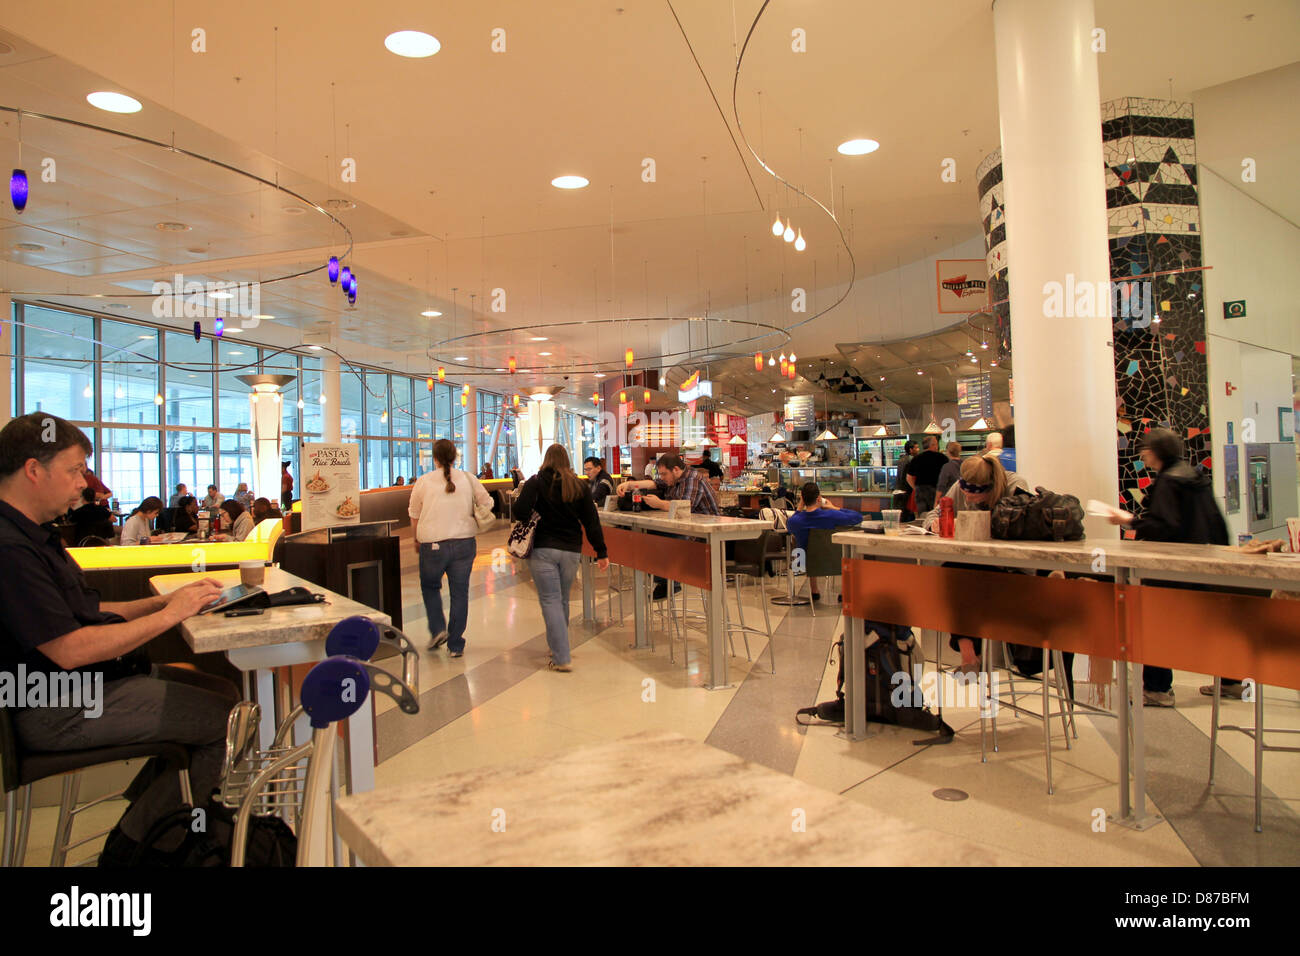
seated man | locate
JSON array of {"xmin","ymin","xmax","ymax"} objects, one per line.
[
  {"xmin": 0, "ymin": 413, "xmax": 234, "ymax": 865},
  {"xmin": 617, "ymin": 454, "xmax": 721, "ymax": 599},
  {"xmin": 201, "ymin": 484, "xmax": 224, "ymax": 510},
  {"xmin": 69, "ymin": 486, "xmax": 114, "ymax": 543},
  {"xmin": 785, "ymin": 482, "xmax": 863, "ymax": 602}
]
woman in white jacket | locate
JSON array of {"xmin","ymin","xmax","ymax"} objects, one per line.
[{"xmin": 408, "ymin": 439, "xmax": 492, "ymax": 658}]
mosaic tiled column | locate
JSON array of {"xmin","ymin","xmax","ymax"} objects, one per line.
[
  {"xmin": 1102, "ymin": 98, "xmax": 1209, "ymax": 513},
  {"xmin": 977, "ymin": 149, "xmax": 1010, "ymax": 359}
]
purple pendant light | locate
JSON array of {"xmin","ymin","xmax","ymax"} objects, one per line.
[
  {"xmin": 328, "ymin": 256, "xmax": 340, "ymax": 284},
  {"xmin": 214, "ymin": 316, "xmax": 224, "ymax": 337},
  {"xmin": 340, "ymin": 266, "xmax": 352, "ymax": 291},
  {"xmin": 10, "ymin": 169, "xmax": 28, "ymax": 213},
  {"xmin": 193, "ymin": 321, "xmax": 202, "ymax": 342}
]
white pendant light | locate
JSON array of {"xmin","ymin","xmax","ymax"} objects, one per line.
[
  {"xmin": 783, "ymin": 224, "xmax": 795, "ymax": 243},
  {"xmin": 924, "ymin": 419, "xmax": 942, "ymax": 434},
  {"xmin": 771, "ymin": 215, "xmax": 783, "ymax": 237},
  {"xmin": 728, "ymin": 434, "xmax": 747, "ymax": 445},
  {"xmin": 873, "ymin": 425, "xmax": 891, "ymax": 437},
  {"xmin": 769, "ymin": 430, "xmax": 786, "ymax": 443},
  {"xmin": 971, "ymin": 417, "xmax": 990, "ymax": 431},
  {"xmin": 794, "ymin": 229, "xmax": 806, "ymax": 252},
  {"xmin": 816, "ymin": 428, "xmax": 839, "ymax": 441},
  {"xmin": 768, "ymin": 355, "xmax": 776, "ymax": 367}
]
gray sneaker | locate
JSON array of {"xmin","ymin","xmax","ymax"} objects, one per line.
[
  {"xmin": 1143, "ymin": 689, "xmax": 1175, "ymax": 708},
  {"xmin": 427, "ymin": 630, "xmax": 449, "ymax": 651}
]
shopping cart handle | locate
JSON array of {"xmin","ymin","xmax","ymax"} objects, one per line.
[
  {"xmin": 379, "ymin": 626, "xmax": 420, "ymax": 703},
  {"xmin": 300, "ymin": 656, "xmax": 372, "ymax": 729}
]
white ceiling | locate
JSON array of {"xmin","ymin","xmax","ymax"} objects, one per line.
[{"xmin": 1, "ymin": 0, "xmax": 1296, "ymax": 410}]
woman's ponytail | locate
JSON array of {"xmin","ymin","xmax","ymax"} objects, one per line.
[{"xmin": 433, "ymin": 438, "xmax": 458, "ymax": 493}]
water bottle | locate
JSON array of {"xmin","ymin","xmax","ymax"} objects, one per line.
[{"xmin": 939, "ymin": 498, "xmax": 956, "ymax": 539}]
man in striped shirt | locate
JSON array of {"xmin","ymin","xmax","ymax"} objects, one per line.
[{"xmin": 618, "ymin": 454, "xmax": 720, "ymax": 515}]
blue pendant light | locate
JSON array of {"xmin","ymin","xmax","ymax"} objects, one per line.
[
  {"xmin": 214, "ymin": 316, "xmax": 224, "ymax": 337},
  {"xmin": 340, "ymin": 266, "xmax": 352, "ymax": 291},
  {"xmin": 10, "ymin": 169, "xmax": 28, "ymax": 213},
  {"xmin": 193, "ymin": 321, "xmax": 202, "ymax": 342},
  {"xmin": 328, "ymin": 256, "xmax": 340, "ymax": 284}
]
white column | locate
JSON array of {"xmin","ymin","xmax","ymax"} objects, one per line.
[
  {"xmin": 993, "ymin": 0, "xmax": 1118, "ymax": 538},
  {"xmin": 248, "ymin": 386, "xmax": 284, "ymax": 504},
  {"xmin": 322, "ymin": 354, "xmax": 341, "ymax": 443},
  {"xmin": 0, "ymin": 294, "xmax": 11, "ymax": 429}
]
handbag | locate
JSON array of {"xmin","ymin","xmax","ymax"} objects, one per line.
[
  {"xmin": 470, "ymin": 474, "xmax": 496, "ymax": 532},
  {"xmin": 506, "ymin": 511, "xmax": 540, "ymax": 558},
  {"xmin": 990, "ymin": 487, "xmax": 1085, "ymax": 541}
]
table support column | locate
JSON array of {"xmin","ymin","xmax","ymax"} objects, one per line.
[
  {"xmin": 705, "ymin": 537, "xmax": 731, "ymax": 690},
  {"xmin": 840, "ymin": 612, "xmax": 868, "ymax": 742},
  {"xmin": 1110, "ymin": 567, "xmax": 1163, "ymax": 830},
  {"xmin": 631, "ymin": 568, "xmax": 650, "ymax": 649},
  {"xmin": 580, "ymin": 554, "xmax": 596, "ymax": 623}
]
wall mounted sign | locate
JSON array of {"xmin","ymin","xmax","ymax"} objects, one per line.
[
  {"xmin": 1223, "ymin": 299, "xmax": 1246, "ymax": 319},
  {"xmin": 936, "ymin": 259, "xmax": 989, "ymax": 314},
  {"xmin": 677, "ymin": 370, "xmax": 712, "ymax": 415},
  {"xmin": 1223, "ymin": 444, "xmax": 1240, "ymax": 514},
  {"xmin": 300, "ymin": 443, "xmax": 361, "ymax": 531}
]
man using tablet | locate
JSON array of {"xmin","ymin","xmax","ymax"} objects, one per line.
[{"xmin": 0, "ymin": 413, "xmax": 237, "ymax": 864}]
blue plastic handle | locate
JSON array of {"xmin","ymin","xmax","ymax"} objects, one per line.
[
  {"xmin": 300, "ymin": 656, "xmax": 370, "ymax": 728},
  {"xmin": 325, "ymin": 615, "xmax": 381, "ymax": 662}
]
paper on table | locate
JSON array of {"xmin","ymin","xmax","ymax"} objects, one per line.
[
  {"xmin": 1086, "ymin": 498, "xmax": 1128, "ymax": 519},
  {"xmin": 900, "ymin": 524, "xmax": 937, "ymax": 535}
]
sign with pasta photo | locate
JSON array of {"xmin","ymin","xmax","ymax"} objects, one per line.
[{"xmin": 301, "ymin": 443, "xmax": 362, "ymax": 531}]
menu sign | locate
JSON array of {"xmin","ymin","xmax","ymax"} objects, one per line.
[
  {"xmin": 301, "ymin": 443, "xmax": 361, "ymax": 531},
  {"xmin": 784, "ymin": 395, "xmax": 815, "ymax": 432},
  {"xmin": 956, "ymin": 374, "xmax": 993, "ymax": 420}
]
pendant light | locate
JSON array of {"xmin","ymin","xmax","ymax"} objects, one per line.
[
  {"xmin": 815, "ymin": 377, "xmax": 837, "ymax": 440},
  {"xmin": 728, "ymin": 434, "xmax": 747, "ymax": 445},
  {"xmin": 971, "ymin": 417, "xmax": 990, "ymax": 431},
  {"xmin": 508, "ymin": 356, "xmax": 516, "ymax": 374},
  {"xmin": 625, "ymin": 348, "xmax": 634, "ymax": 368},
  {"xmin": 771, "ymin": 215, "xmax": 783, "ymax": 237},
  {"xmin": 754, "ymin": 351, "xmax": 763, "ymax": 371},
  {"xmin": 794, "ymin": 229, "xmax": 806, "ymax": 252},
  {"xmin": 643, "ymin": 389, "xmax": 650, "ymax": 404},
  {"xmin": 426, "ymin": 376, "xmax": 434, "ymax": 391},
  {"xmin": 783, "ymin": 223, "xmax": 795, "ymax": 243},
  {"xmin": 438, "ymin": 366, "xmax": 445, "ymax": 383},
  {"xmin": 328, "ymin": 256, "xmax": 340, "ymax": 284},
  {"xmin": 10, "ymin": 168, "xmax": 29, "ymax": 213},
  {"xmin": 513, "ymin": 394, "xmax": 520, "ymax": 407},
  {"xmin": 769, "ymin": 430, "xmax": 785, "ymax": 443},
  {"xmin": 619, "ymin": 390, "xmax": 627, "ymax": 403},
  {"xmin": 591, "ymin": 392, "xmax": 599, "ymax": 405},
  {"xmin": 768, "ymin": 355, "xmax": 775, "ymax": 367},
  {"xmin": 923, "ymin": 379, "xmax": 941, "ymax": 434}
]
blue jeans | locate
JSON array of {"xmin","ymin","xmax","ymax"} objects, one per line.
[
  {"xmin": 530, "ymin": 547, "xmax": 581, "ymax": 665},
  {"xmin": 418, "ymin": 537, "xmax": 477, "ymax": 652}
]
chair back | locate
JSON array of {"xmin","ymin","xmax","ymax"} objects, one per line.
[
  {"xmin": 729, "ymin": 530, "xmax": 772, "ymax": 572},
  {"xmin": 805, "ymin": 527, "xmax": 844, "ymax": 578},
  {"xmin": 77, "ymin": 536, "xmax": 111, "ymax": 548}
]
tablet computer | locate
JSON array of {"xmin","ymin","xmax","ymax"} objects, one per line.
[{"xmin": 198, "ymin": 583, "xmax": 266, "ymax": 615}]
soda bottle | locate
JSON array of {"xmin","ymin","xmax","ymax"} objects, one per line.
[
  {"xmin": 632, "ymin": 492, "xmax": 642, "ymax": 513},
  {"xmin": 939, "ymin": 498, "xmax": 956, "ymax": 538}
]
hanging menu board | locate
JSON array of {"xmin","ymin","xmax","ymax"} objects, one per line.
[
  {"xmin": 956, "ymin": 374, "xmax": 993, "ymax": 420},
  {"xmin": 783, "ymin": 395, "xmax": 815, "ymax": 432},
  {"xmin": 300, "ymin": 443, "xmax": 362, "ymax": 531}
]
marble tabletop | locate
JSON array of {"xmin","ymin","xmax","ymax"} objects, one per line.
[
  {"xmin": 831, "ymin": 531, "xmax": 1300, "ymax": 586},
  {"xmin": 333, "ymin": 731, "xmax": 1026, "ymax": 866},
  {"xmin": 600, "ymin": 510, "xmax": 766, "ymax": 540},
  {"xmin": 150, "ymin": 567, "xmax": 391, "ymax": 654}
]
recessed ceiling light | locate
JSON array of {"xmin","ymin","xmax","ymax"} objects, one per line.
[
  {"xmin": 454, "ymin": 356, "xmax": 469, "ymax": 361},
  {"xmin": 837, "ymin": 138, "xmax": 880, "ymax": 156},
  {"xmin": 307, "ymin": 345, "xmax": 323, "ymax": 351},
  {"xmin": 529, "ymin": 336, "xmax": 548, "ymax": 341},
  {"xmin": 421, "ymin": 310, "xmax": 442, "ymax": 317},
  {"xmin": 253, "ymin": 314, "xmax": 274, "ymax": 320},
  {"xmin": 538, "ymin": 351, "xmax": 552, "ymax": 356},
  {"xmin": 87, "ymin": 91, "xmax": 142, "ymax": 113},
  {"xmin": 594, "ymin": 372, "xmax": 606, "ymax": 378},
  {"xmin": 282, "ymin": 205, "xmax": 306, "ymax": 216},
  {"xmin": 13, "ymin": 242, "xmax": 45, "ymax": 252},
  {"xmin": 384, "ymin": 30, "xmax": 441, "ymax": 58},
  {"xmin": 551, "ymin": 175, "xmax": 589, "ymax": 189},
  {"xmin": 155, "ymin": 221, "xmax": 190, "ymax": 232},
  {"xmin": 208, "ymin": 290, "xmax": 233, "ymax": 299}
]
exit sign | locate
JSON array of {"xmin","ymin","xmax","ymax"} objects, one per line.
[{"xmin": 1223, "ymin": 300, "xmax": 1246, "ymax": 319}]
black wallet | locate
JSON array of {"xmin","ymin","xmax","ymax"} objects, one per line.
[{"xmin": 247, "ymin": 586, "xmax": 326, "ymax": 609}]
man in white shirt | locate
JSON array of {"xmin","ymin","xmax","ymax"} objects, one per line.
[
  {"xmin": 200, "ymin": 485, "xmax": 224, "ymax": 509},
  {"xmin": 644, "ymin": 456, "xmax": 658, "ymax": 479}
]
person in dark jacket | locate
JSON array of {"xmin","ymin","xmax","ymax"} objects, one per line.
[
  {"xmin": 1109, "ymin": 427, "xmax": 1229, "ymax": 706},
  {"xmin": 513, "ymin": 444, "xmax": 608, "ymax": 671},
  {"xmin": 171, "ymin": 495, "xmax": 200, "ymax": 535},
  {"xmin": 69, "ymin": 487, "xmax": 114, "ymax": 543},
  {"xmin": 893, "ymin": 441, "xmax": 919, "ymax": 521},
  {"xmin": 582, "ymin": 456, "xmax": 616, "ymax": 506}
]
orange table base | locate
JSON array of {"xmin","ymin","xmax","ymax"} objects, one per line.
[{"xmin": 583, "ymin": 525, "xmax": 711, "ymax": 590}]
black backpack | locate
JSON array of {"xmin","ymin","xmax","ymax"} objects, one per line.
[
  {"xmin": 798, "ymin": 623, "xmax": 954, "ymax": 744},
  {"xmin": 990, "ymin": 486, "xmax": 1085, "ymax": 541},
  {"xmin": 126, "ymin": 797, "xmax": 297, "ymax": 867}
]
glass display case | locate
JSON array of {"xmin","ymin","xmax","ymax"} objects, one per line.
[
  {"xmin": 776, "ymin": 465, "xmax": 855, "ymax": 492},
  {"xmin": 854, "ymin": 466, "xmax": 897, "ymax": 492}
]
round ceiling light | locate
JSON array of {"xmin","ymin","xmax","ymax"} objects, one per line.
[
  {"xmin": 282, "ymin": 205, "xmax": 306, "ymax": 216},
  {"xmin": 87, "ymin": 91, "xmax": 143, "ymax": 113},
  {"xmin": 421, "ymin": 310, "xmax": 443, "ymax": 317},
  {"xmin": 837, "ymin": 138, "xmax": 880, "ymax": 156},
  {"xmin": 551, "ymin": 175, "xmax": 589, "ymax": 189},
  {"xmin": 538, "ymin": 351, "xmax": 552, "ymax": 356},
  {"xmin": 384, "ymin": 31, "xmax": 441, "ymax": 58},
  {"xmin": 454, "ymin": 356, "xmax": 469, "ymax": 361},
  {"xmin": 105, "ymin": 303, "xmax": 130, "ymax": 310},
  {"xmin": 529, "ymin": 336, "xmax": 548, "ymax": 342}
]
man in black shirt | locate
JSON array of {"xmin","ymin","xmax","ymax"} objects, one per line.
[
  {"xmin": 905, "ymin": 435, "xmax": 949, "ymax": 515},
  {"xmin": 697, "ymin": 448, "xmax": 725, "ymax": 480},
  {"xmin": 0, "ymin": 413, "xmax": 233, "ymax": 863}
]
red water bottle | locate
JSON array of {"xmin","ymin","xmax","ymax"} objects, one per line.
[{"xmin": 939, "ymin": 498, "xmax": 955, "ymax": 538}]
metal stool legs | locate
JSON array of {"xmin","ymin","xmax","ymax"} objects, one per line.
[
  {"xmin": 1207, "ymin": 680, "xmax": 1300, "ymax": 833},
  {"xmin": 2, "ymin": 784, "xmax": 33, "ymax": 867}
]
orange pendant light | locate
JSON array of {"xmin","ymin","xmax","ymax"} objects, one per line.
[
  {"xmin": 459, "ymin": 392, "xmax": 468, "ymax": 407},
  {"xmin": 437, "ymin": 366, "xmax": 445, "ymax": 383},
  {"xmin": 780, "ymin": 358, "xmax": 788, "ymax": 376},
  {"xmin": 426, "ymin": 376, "xmax": 434, "ymax": 391},
  {"xmin": 508, "ymin": 356, "xmax": 516, "ymax": 374},
  {"xmin": 643, "ymin": 389, "xmax": 650, "ymax": 403},
  {"xmin": 625, "ymin": 348, "xmax": 634, "ymax": 368},
  {"xmin": 591, "ymin": 392, "xmax": 599, "ymax": 405},
  {"xmin": 619, "ymin": 390, "xmax": 627, "ymax": 403},
  {"xmin": 512, "ymin": 393, "xmax": 520, "ymax": 407}
]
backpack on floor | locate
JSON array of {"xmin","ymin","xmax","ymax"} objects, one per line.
[
  {"xmin": 990, "ymin": 487, "xmax": 1085, "ymax": 542},
  {"xmin": 797, "ymin": 623, "xmax": 954, "ymax": 744},
  {"xmin": 126, "ymin": 797, "xmax": 297, "ymax": 867}
]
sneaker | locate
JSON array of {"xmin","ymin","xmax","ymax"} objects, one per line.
[
  {"xmin": 1143, "ymin": 689, "xmax": 1176, "ymax": 707},
  {"xmin": 427, "ymin": 630, "xmax": 449, "ymax": 651},
  {"xmin": 548, "ymin": 659, "xmax": 572, "ymax": 672},
  {"xmin": 449, "ymin": 649, "xmax": 463, "ymax": 659},
  {"xmin": 1200, "ymin": 682, "xmax": 1244, "ymax": 699}
]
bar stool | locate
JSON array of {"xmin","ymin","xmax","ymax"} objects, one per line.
[
  {"xmin": 1207, "ymin": 679, "xmax": 1300, "ymax": 832},
  {"xmin": 2, "ymin": 706, "xmax": 193, "ymax": 867},
  {"xmin": 723, "ymin": 530, "xmax": 777, "ymax": 673}
]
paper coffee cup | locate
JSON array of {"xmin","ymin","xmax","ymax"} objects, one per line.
[{"xmin": 239, "ymin": 561, "xmax": 266, "ymax": 586}]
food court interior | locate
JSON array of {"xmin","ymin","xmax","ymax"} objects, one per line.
[{"xmin": 1, "ymin": 1, "xmax": 1298, "ymax": 869}]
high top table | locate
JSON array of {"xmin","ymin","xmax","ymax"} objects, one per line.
[
  {"xmin": 580, "ymin": 510, "xmax": 766, "ymax": 688},
  {"xmin": 150, "ymin": 567, "xmax": 392, "ymax": 864},
  {"xmin": 333, "ymin": 731, "xmax": 1028, "ymax": 866},
  {"xmin": 831, "ymin": 530, "xmax": 1300, "ymax": 829}
]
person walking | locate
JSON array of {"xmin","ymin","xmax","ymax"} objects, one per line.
[
  {"xmin": 513, "ymin": 444, "xmax": 608, "ymax": 672},
  {"xmin": 280, "ymin": 461, "xmax": 294, "ymax": 511},
  {"xmin": 409, "ymin": 439, "xmax": 492, "ymax": 658},
  {"xmin": 936, "ymin": 441, "xmax": 963, "ymax": 497},
  {"xmin": 1108, "ymin": 427, "xmax": 1229, "ymax": 706},
  {"xmin": 905, "ymin": 435, "xmax": 949, "ymax": 515}
]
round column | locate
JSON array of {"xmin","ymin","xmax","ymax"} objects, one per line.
[{"xmin": 993, "ymin": 0, "xmax": 1118, "ymax": 537}]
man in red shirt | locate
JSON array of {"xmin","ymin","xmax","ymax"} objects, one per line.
[{"xmin": 280, "ymin": 460, "xmax": 294, "ymax": 511}]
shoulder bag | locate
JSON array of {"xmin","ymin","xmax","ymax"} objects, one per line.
[
  {"xmin": 506, "ymin": 477, "xmax": 540, "ymax": 558},
  {"xmin": 468, "ymin": 472, "xmax": 496, "ymax": 532}
]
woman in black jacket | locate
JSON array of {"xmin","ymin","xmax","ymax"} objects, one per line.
[{"xmin": 513, "ymin": 444, "xmax": 608, "ymax": 671}]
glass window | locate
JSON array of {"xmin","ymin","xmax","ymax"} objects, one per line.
[
  {"xmin": 164, "ymin": 429, "xmax": 214, "ymax": 503},
  {"xmin": 217, "ymin": 431, "xmax": 255, "ymax": 500},
  {"xmin": 363, "ymin": 438, "xmax": 390, "ymax": 489},
  {"xmin": 392, "ymin": 441, "xmax": 414, "ymax": 486},
  {"xmin": 164, "ymin": 332, "xmax": 213, "ymax": 428},
  {"xmin": 434, "ymin": 384, "xmax": 451, "ymax": 441},
  {"xmin": 390, "ymin": 376, "xmax": 412, "ymax": 438},
  {"xmin": 262, "ymin": 349, "xmax": 299, "ymax": 438},
  {"xmin": 102, "ymin": 320, "xmax": 159, "ymax": 427},
  {"xmin": 99, "ymin": 427, "xmax": 160, "ymax": 510},
  {"xmin": 217, "ymin": 339, "xmax": 256, "ymax": 431},
  {"xmin": 19, "ymin": 305, "xmax": 95, "ymax": 421},
  {"xmin": 365, "ymin": 371, "xmax": 389, "ymax": 437},
  {"xmin": 340, "ymin": 367, "xmax": 363, "ymax": 440},
  {"xmin": 301, "ymin": 356, "xmax": 323, "ymax": 438}
]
